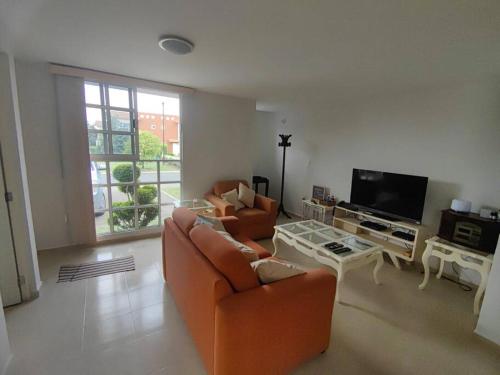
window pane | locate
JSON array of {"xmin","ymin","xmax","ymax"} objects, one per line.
[
  {"xmin": 85, "ymin": 82, "xmax": 101, "ymax": 105},
  {"xmin": 109, "ymin": 86, "xmax": 130, "ymax": 108},
  {"xmin": 159, "ymin": 161, "xmax": 180, "ymax": 182},
  {"xmin": 138, "ymin": 130, "xmax": 163, "ymax": 160},
  {"xmin": 86, "ymin": 107, "xmax": 104, "ymax": 130},
  {"xmin": 91, "ymin": 161, "xmax": 108, "ymax": 184},
  {"xmin": 88, "ymin": 132, "xmax": 106, "ymax": 154},
  {"xmin": 110, "ymin": 110, "xmax": 132, "ymax": 132},
  {"xmin": 111, "ymin": 184, "xmax": 134, "ymax": 206},
  {"xmin": 137, "ymin": 161, "xmax": 158, "ymax": 183},
  {"xmin": 138, "ymin": 206, "xmax": 159, "ymax": 228},
  {"xmin": 110, "ymin": 162, "xmax": 135, "ymax": 183},
  {"xmin": 95, "ymin": 211, "xmax": 111, "ymax": 235},
  {"xmin": 111, "ymin": 208, "xmax": 135, "ymax": 232},
  {"xmin": 112, "ymin": 135, "xmax": 132, "ymax": 154},
  {"xmin": 92, "ymin": 184, "xmax": 108, "ymax": 211},
  {"xmin": 160, "ymin": 183, "xmax": 180, "ymax": 204},
  {"xmin": 137, "ymin": 184, "xmax": 158, "ymax": 205}
]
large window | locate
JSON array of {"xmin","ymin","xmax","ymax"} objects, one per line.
[{"xmin": 85, "ymin": 82, "xmax": 181, "ymax": 236}]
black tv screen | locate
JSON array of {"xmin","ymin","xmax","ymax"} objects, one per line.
[{"xmin": 350, "ymin": 169, "xmax": 428, "ymax": 223}]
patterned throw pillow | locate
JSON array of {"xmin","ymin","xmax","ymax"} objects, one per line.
[
  {"xmin": 194, "ymin": 214, "xmax": 226, "ymax": 232},
  {"xmin": 216, "ymin": 231, "xmax": 259, "ymax": 262},
  {"xmin": 221, "ymin": 188, "xmax": 245, "ymax": 211},
  {"xmin": 238, "ymin": 183, "xmax": 255, "ymax": 208},
  {"xmin": 251, "ymin": 258, "xmax": 305, "ymax": 284}
]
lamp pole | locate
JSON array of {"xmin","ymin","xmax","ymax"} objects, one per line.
[
  {"xmin": 277, "ymin": 134, "xmax": 292, "ymax": 218},
  {"xmin": 162, "ymin": 101, "xmax": 165, "ymax": 159}
]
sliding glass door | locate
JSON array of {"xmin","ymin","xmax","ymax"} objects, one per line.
[{"xmin": 84, "ymin": 82, "xmax": 181, "ymax": 237}]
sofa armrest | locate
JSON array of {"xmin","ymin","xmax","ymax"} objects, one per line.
[
  {"xmin": 214, "ymin": 269, "xmax": 336, "ymax": 375},
  {"xmin": 218, "ymin": 216, "xmax": 239, "ymax": 235},
  {"xmin": 205, "ymin": 193, "xmax": 236, "ymax": 216},
  {"xmin": 254, "ymin": 194, "xmax": 277, "ymax": 216}
]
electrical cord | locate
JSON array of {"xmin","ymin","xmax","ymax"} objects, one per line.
[{"xmin": 419, "ymin": 265, "xmax": 472, "ymax": 292}]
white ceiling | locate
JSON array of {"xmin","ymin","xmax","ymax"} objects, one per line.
[{"xmin": 1, "ymin": 0, "xmax": 500, "ymax": 109}]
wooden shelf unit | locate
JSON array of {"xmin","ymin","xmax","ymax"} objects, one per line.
[{"xmin": 333, "ymin": 206, "xmax": 427, "ymax": 269}]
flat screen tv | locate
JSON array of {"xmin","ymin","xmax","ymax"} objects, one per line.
[{"xmin": 350, "ymin": 169, "xmax": 428, "ymax": 224}]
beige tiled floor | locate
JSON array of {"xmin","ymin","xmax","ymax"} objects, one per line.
[{"xmin": 4, "ymin": 232, "xmax": 500, "ymax": 375}]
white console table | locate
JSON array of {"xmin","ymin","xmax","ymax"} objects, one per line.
[{"xmin": 418, "ymin": 236, "xmax": 493, "ymax": 315}]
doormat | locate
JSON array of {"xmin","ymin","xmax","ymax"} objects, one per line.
[{"xmin": 57, "ymin": 255, "xmax": 135, "ymax": 282}]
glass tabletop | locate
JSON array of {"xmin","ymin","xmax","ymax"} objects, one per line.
[
  {"xmin": 318, "ymin": 227, "xmax": 350, "ymax": 240},
  {"xmin": 297, "ymin": 231, "xmax": 330, "ymax": 245},
  {"xmin": 279, "ymin": 223, "xmax": 309, "ymax": 235},
  {"xmin": 174, "ymin": 199, "xmax": 214, "ymax": 209}
]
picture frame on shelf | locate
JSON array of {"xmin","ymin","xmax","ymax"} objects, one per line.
[{"xmin": 312, "ymin": 185, "xmax": 326, "ymax": 202}]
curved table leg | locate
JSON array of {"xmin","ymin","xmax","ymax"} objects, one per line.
[
  {"xmin": 474, "ymin": 268, "xmax": 489, "ymax": 315},
  {"xmin": 419, "ymin": 244, "xmax": 433, "ymax": 290},
  {"xmin": 373, "ymin": 252, "xmax": 384, "ymax": 285},
  {"xmin": 436, "ymin": 258, "xmax": 445, "ymax": 279},
  {"xmin": 272, "ymin": 231, "xmax": 279, "ymax": 256},
  {"xmin": 388, "ymin": 253, "xmax": 401, "ymax": 270}
]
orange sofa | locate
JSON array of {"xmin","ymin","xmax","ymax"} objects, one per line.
[
  {"xmin": 162, "ymin": 207, "xmax": 336, "ymax": 375},
  {"xmin": 205, "ymin": 179, "xmax": 277, "ymax": 240}
]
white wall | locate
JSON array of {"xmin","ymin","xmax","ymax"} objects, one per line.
[
  {"xmin": 13, "ymin": 62, "xmax": 257, "ymax": 249},
  {"xmin": 256, "ymin": 82, "xmax": 500, "ymax": 231},
  {"xmin": 0, "ymin": 52, "xmax": 40, "ymax": 298},
  {"xmin": 251, "ymin": 111, "xmax": 282, "ymax": 199},
  {"xmin": 476, "ymin": 238, "xmax": 500, "ymax": 345},
  {"xmin": 15, "ymin": 60, "xmax": 71, "ymax": 249},
  {"xmin": 0, "ymin": 293, "xmax": 11, "ymax": 375},
  {"xmin": 181, "ymin": 90, "xmax": 256, "ymax": 198}
]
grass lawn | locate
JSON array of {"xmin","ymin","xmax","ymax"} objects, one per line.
[{"xmin": 161, "ymin": 184, "xmax": 181, "ymax": 199}]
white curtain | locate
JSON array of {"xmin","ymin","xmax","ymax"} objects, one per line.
[{"xmin": 54, "ymin": 75, "xmax": 96, "ymax": 244}]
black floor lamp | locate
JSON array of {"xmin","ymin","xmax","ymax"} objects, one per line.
[{"xmin": 277, "ymin": 134, "xmax": 292, "ymax": 218}]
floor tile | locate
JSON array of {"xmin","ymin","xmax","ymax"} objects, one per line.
[
  {"xmin": 85, "ymin": 290, "xmax": 131, "ymax": 321},
  {"xmin": 86, "ymin": 273, "xmax": 128, "ymax": 298},
  {"xmin": 84, "ymin": 311, "xmax": 136, "ymax": 350},
  {"xmin": 132, "ymin": 303, "xmax": 169, "ymax": 337},
  {"xmin": 125, "ymin": 266, "xmax": 163, "ymax": 290},
  {"xmin": 128, "ymin": 282, "xmax": 167, "ymax": 311}
]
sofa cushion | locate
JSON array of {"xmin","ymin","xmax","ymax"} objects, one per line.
[
  {"xmin": 236, "ymin": 207, "xmax": 269, "ymax": 224},
  {"xmin": 189, "ymin": 224, "xmax": 260, "ymax": 292},
  {"xmin": 172, "ymin": 207, "xmax": 197, "ymax": 236},
  {"xmin": 221, "ymin": 189, "xmax": 245, "ymax": 211},
  {"xmin": 213, "ymin": 179, "xmax": 248, "ymax": 197},
  {"xmin": 238, "ymin": 183, "xmax": 255, "ymax": 208}
]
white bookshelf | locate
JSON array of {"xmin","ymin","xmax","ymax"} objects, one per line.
[{"xmin": 333, "ymin": 206, "xmax": 428, "ymax": 269}]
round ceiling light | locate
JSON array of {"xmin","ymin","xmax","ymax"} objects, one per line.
[{"xmin": 158, "ymin": 35, "xmax": 194, "ymax": 55}]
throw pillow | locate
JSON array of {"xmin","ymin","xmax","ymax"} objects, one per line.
[
  {"xmin": 238, "ymin": 183, "xmax": 255, "ymax": 208},
  {"xmin": 251, "ymin": 258, "xmax": 305, "ymax": 284},
  {"xmin": 216, "ymin": 231, "xmax": 259, "ymax": 262},
  {"xmin": 221, "ymin": 188, "xmax": 245, "ymax": 211},
  {"xmin": 194, "ymin": 214, "xmax": 226, "ymax": 232}
]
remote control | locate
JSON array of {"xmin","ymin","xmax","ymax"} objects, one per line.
[
  {"xmin": 333, "ymin": 247, "xmax": 351, "ymax": 255},
  {"xmin": 324, "ymin": 242, "xmax": 343, "ymax": 251}
]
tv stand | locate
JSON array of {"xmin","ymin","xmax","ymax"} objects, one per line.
[
  {"xmin": 333, "ymin": 206, "xmax": 427, "ymax": 269},
  {"xmin": 372, "ymin": 212, "xmax": 399, "ymax": 222}
]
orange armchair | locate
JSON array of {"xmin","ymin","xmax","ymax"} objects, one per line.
[{"xmin": 205, "ymin": 179, "xmax": 277, "ymax": 240}]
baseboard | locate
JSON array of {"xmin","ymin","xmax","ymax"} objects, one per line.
[{"xmin": 37, "ymin": 229, "xmax": 162, "ymax": 252}]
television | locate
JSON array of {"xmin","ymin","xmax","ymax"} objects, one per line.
[{"xmin": 350, "ymin": 169, "xmax": 428, "ymax": 224}]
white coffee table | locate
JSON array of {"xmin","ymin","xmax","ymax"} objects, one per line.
[{"xmin": 273, "ymin": 220, "xmax": 384, "ymax": 302}]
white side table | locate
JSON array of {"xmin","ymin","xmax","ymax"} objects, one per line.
[{"xmin": 418, "ymin": 236, "xmax": 493, "ymax": 315}]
